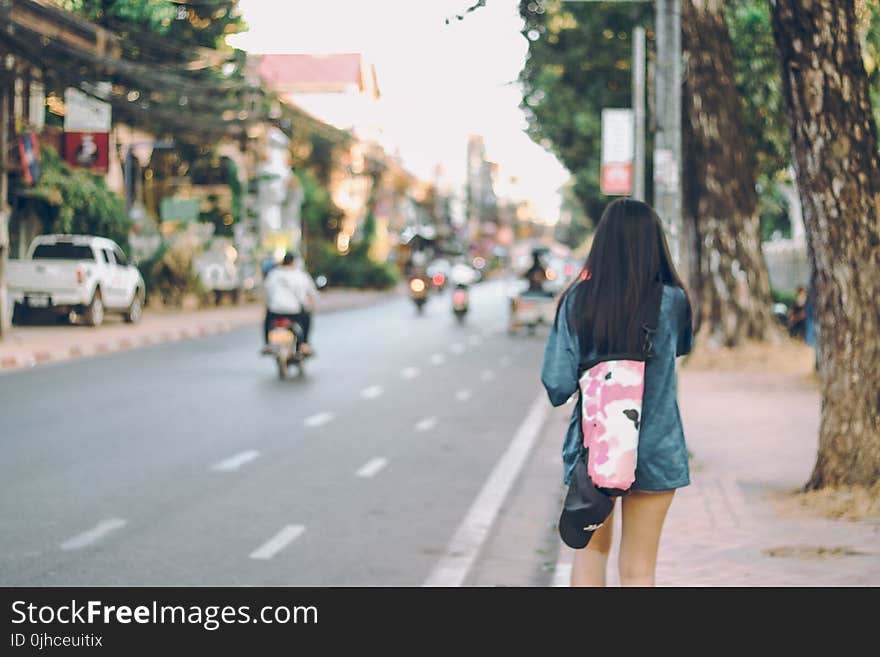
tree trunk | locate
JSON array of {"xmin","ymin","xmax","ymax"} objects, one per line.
[
  {"xmin": 681, "ymin": 0, "xmax": 777, "ymax": 345},
  {"xmin": 770, "ymin": 0, "xmax": 880, "ymax": 489}
]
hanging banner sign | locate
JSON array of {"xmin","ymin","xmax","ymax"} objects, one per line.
[
  {"xmin": 64, "ymin": 132, "xmax": 110, "ymax": 172},
  {"xmin": 600, "ymin": 108, "xmax": 634, "ymax": 196},
  {"xmin": 18, "ymin": 131, "xmax": 41, "ymax": 185},
  {"xmin": 64, "ymin": 86, "xmax": 112, "ymax": 132}
]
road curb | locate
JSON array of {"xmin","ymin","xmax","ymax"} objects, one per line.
[
  {"xmin": 0, "ymin": 289, "xmax": 400, "ymax": 374},
  {"xmin": 0, "ymin": 317, "xmax": 256, "ymax": 373}
]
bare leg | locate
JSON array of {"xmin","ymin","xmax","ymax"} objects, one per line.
[
  {"xmin": 570, "ymin": 504, "xmax": 615, "ymax": 587},
  {"xmin": 618, "ymin": 490, "xmax": 675, "ymax": 587}
]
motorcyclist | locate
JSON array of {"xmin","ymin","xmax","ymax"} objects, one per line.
[
  {"xmin": 261, "ymin": 251, "xmax": 318, "ymax": 356},
  {"xmin": 524, "ymin": 249, "xmax": 550, "ymax": 294}
]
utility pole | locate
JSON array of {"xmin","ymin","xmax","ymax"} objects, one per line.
[
  {"xmin": 0, "ymin": 74, "xmax": 10, "ymax": 338},
  {"xmin": 632, "ymin": 25, "xmax": 646, "ymax": 202},
  {"xmin": 653, "ymin": 0, "xmax": 683, "ymax": 270}
]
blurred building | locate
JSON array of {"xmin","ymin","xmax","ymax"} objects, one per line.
[{"xmin": 256, "ymin": 53, "xmax": 382, "ymax": 143}]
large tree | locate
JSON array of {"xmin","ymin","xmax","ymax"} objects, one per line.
[
  {"xmin": 770, "ymin": 0, "xmax": 880, "ymax": 489},
  {"xmin": 681, "ymin": 0, "xmax": 776, "ymax": 343}
]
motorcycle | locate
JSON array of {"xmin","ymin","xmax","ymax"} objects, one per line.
[
  {"xmin": 452, "ymin": 284, "xmax": 469, "ymax": 324},
  {"xmin": 266, "ymin": 317, "xmax": 308, "ymax": 380},
  {"xmin": 409, "ymin": 276, "xmax": 429, "ymax": 314}
]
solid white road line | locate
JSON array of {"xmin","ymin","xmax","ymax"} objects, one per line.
[
  {"xmin": 61, "ymin": 518, "xmax": 127, "ymax": 551},
  {"xmin": 304, "ymin": 412, "xmax": 334, "ymax": 428},
  {"xmin": 356, "ymin": 457, "xmax": 389, "ymax": 479},
  {"xmin": 211, "ymin": 450, "xmax": 260, "ymax": 472},
  {"xmin": 361, "ymin": 385, "xmax": 384, "ymax": 400},
  {"xmin": 455, "ymin": 389, "xmax": 472, "ymax": 402},
  {"xmin": 429, "ymin": 353, "xmax": 447, "ymax": 366},
  {"xmin": 249, "ymin": 525, "xmax": 306, "ymax": 560},
  {"xmin": 423, "ymin": 393, "xmax": 549, "ymax": 587},
  {"xmin": 481, "ymin": 369, "xmax": 495, "ymax": 382},
  {"xmin": 415, "ymin": 417, "xmax": 438, "ymax": 432},
  {"xmin": 401, "ymin": 367, "xmax": 420, "ymax": 379}
]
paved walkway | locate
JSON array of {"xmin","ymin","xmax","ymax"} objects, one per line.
[
  {"xmin": 0, "ymin": 287, "xmax": 399, "ymax": 372},
  {"xmin": 549, "ymin": 347, "xmax": 880, "ymax": 586}
]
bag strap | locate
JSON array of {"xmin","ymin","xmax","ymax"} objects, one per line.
[{"xmin": 640, "ymin": 280, "xmax": 664, "ymax": 360}]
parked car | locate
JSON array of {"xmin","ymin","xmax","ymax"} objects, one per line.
[{"xmin": 8, "ymin": 234, "xmax": 145, "ymax": 327}]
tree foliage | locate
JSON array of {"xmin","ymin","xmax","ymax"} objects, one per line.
[
  {"xmin": 57, "ymin": 0, "xmax": 246, "ymax": 50},
  {"xmin": 518, "ymin": 0, "xmax": 652, "ymax": 232},
  {"xmin": 21, "ymin": 147, "xmax": 130, "ymax": 250}
]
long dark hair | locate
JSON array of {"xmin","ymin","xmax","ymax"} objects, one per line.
[{"xmin": 564, "ymin": 198, "xmax": 691, "ymax": 355}]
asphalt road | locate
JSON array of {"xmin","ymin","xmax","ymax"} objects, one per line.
[{"xmin": 0, "ymin": 279, "xmax": 549, "ymax": 586}]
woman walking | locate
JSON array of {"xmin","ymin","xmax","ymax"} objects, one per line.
[{"xmin": 542, "ymin": 198, "xmax": 694, "ymax": 587}]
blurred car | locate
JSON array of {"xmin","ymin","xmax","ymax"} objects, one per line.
[{"xmin": 9, "ymin": 234, "xmax": 145, "ymax": 327}]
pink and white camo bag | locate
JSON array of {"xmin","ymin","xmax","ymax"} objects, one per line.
[
  {"xmin": 579, "ymin": 359, "xmax": 647, "ymax": 495},
  {"xmin": 578, "ymin": 283, "xmax": 663, "ymax": 496}
]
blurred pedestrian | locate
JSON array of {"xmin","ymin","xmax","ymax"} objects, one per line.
[
  {"xmin": 787, "ymin": 286, "xmax": 808, "ymax": 339},
  {"xmin": 541, "ymin": 198, "xmax": 694, "ymax": 587},
  {"xmin": 524, "ymin": 249, "xmax": 549, "ymax": 294}
]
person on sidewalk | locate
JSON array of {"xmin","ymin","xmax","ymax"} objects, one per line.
[
  {"xmin": 261, "ymin": 252, "xmax": 318, "ymax": 356},
  {"xmin": 542, "ymin": 198, "xmax": 694, "ymax": 587}
]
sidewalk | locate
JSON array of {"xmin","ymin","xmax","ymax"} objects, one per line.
[
  {"xmin": 0, "ymin": 286, "xmax": 399, "ymax": 372},
  {"xmin": 552, "ymin": 343, "xmax": 880, "ymax": 586},
  {"xmin": 474, "ymin": 341, "xmax": 880, "ymax": 586}
]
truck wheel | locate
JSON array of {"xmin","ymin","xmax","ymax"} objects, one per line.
[
  {"xmin": 84, "ymin": 290, "xmax": 105, "ymax": 327},
  {"xmin": 124, "ymin": 289, "xmax": 143, "ymax": 324},
  {"xmin": 12, "ymin": 303, "xmax": 29, "ymax": 326}
]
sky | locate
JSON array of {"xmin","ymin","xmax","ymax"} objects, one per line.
[{"xmin": 228, "ymin": 0, "xmax": 570, "ymax": 222}]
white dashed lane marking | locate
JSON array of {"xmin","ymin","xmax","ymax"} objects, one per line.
[
  {"xmin": 500, "ymin": 355, "xmax": 512, "ymax": 366},
  {"xmin": 468, "ymin": 335, "xmax": 482, "ymax": 346},
  {"xmin": 211, "ymin": 450, "xmax": 260, "ymax": 472},
  {"xmin": 304, "ymin": 412, "xmax": 334, "ymax": 428},
  {"xmin": 211, "ymin": 449, "xmax": 260, "ymax": 472},
  {"xmin": 481, "ymin": 369, "xmax": 495, "ymax": 382},
  {"xmin": 450, "ymin": 342, "xmax": 466, "ymax": 355},
  {"xmin": 361, "ymin": 385, "xmax": 384, "ymax": 400},
  {"xmin": 415, "ymin": 417, "xmax": 438, "ymax": 432},
  {"xmin": 456, "ymin": 389, "xmax": 472, "ymax": 402},
  {"xmin": 249, "ymin": 525, "xmax": 306, "ymax": 560},
  {"xmin": 356, "ymin": 457, "xmax": 389, "ymax": 478},
  {"xmin": 401, "ymin": 367, "xmax": 420, "ymax": 379},
  {"xmin": 430, "ymin": 353, "xmax": 447, "ymax": 366},
  {"xmin": 60, "ymin": 518, "xmax": 127, "ymax": 551}
]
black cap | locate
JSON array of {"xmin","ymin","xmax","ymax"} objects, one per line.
[{"xmin": 558, "ymin": 460, "xmax": 614, "ymax": 549}]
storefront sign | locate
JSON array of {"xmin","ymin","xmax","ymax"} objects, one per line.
[
  {"xmin": 600, "ymin": 108, "xmax": 634, "ymax": 196},
  {"xmin": 64, "ymin": 132, "xmax": 109, "ymax": 172}
]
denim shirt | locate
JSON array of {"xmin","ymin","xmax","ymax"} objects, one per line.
[{"xmin": 541, "ymin": 284, "xmax": 694, "ymax": 491}]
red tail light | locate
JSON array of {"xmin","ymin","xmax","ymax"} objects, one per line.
[
  {"xmin": 453, "ymin": 291, "xmax": 467, "ymax": 304},
  {"xmin": 432, "ymin": 273, "xmax": 446, "ymax": 286},
  {"xmin": 76, "ymin": 266, "xmax": 85, "ymax": 285},
  {"xmin": 272, "ymin": 318, "xmax": 293, "ymax": 328},
  {"xmin": 564, "ymin": 264, "xmax": 574, "ymax": 277}
]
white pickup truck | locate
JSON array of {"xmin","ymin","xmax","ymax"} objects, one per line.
[{"xmin": 8, "ymin": 235, "xmax": 145, "ymax": 327}]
